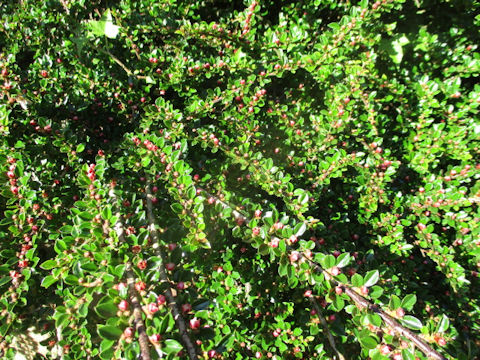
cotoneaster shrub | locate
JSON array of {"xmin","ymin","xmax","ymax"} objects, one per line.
[{"xmin": 1, "ymin": 0, "xmax": 479, "ymax": 359}]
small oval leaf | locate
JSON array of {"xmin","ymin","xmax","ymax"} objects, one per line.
[{"xmin": 401, "ymin": 315, "xmax": 422, "ymax": 330}]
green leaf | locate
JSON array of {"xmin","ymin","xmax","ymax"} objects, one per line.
[
  {"xmin": 102, "ymin": 206, "xmax": 112, "ymax": 220},
  {"xmin": 332, "ymin": 296, "xmax": 345, "ymax": 311},
  {"xmin": 171, "ymin": 203, "xmax": 183, "ymax": 214},
  {"xmin": 160, "ymin": 312, "xmax": 175, "ymax": 333},
  {"xmin": 367, "ymin": 313, "xmax": 382, "ymax": 327},
  {"xmin": 76, "ymin": 143, "xmax": 85, "ymax": 153},
  {"xmin": 359, "ymin": 335, "xmax": 377, "ymax": 349},
  {"xmin": 40, "ymin": 259, "xmax": 57, "ymax": 270},
  {"xmin": 294, "ymin": 222, "xmax": 307, "ymax": 236},
  {"xmin": 389, "ymin": 295, "xmax": 401, "ymax": 310},
  {"xmin": 163, "ymin": 339, "xmax": 182, "ymax": 354},
  {"xmin": 336, "ymin": 253, "xmax": 350, "ymax": 268},
  {"xmin": 364, "ymin": 270, "xmax": 379, "ymax": 287},
  {"xmin": 99, "ymin": 348, "xmax": 114, "ymax": 360},
  {"xmin": 369, "ymin": 286, "xmax": 383, "ymax": 299},
  {"xmin": 41, "ymin": 275, "xmax": 57, "ymax": 288},
  {"xmin": 401, "ymin": 294, "xmax": 416, "ymax": 311},
  {"xmin": 436, "ymin": 314, "xmax": 450, "ymax": 333},
  {"xmin": 0, "ymin": 276, "xmax": 11, "ymax": 287},
  {"xmin": 259, "ymin": 243, "xmax": 269, "ymax": 255},
  {"xmin": 54, "ymin": 239, "xmax": 67, "ymax": 253},
  {"xmin": 55, "ymin": 313, "xmax": 70, "ymax": 328},
  {"xmin": 380, "ymin": 35, "xmax": 409, "ymax": 64},
  {"xmin": 351, "ymin": 273, "xmax": 364, "ymax": 287},
  {"xmin": 64, "ymin": 275, "xmax": 78, "ymax": 285},
  {"xmin": 88, "ymin": 10, "xmax": 120, "ymax": 39},
  {"xmin": 78, "ymin": 302, "xmax": 89, "ymax": 317},
  {"xmin": 97, "ymin": 325, "xmax": 122, "ymax": 340},
  {"xmin": 95, "ymin": 297, "xmax": 118, "ymax": 319},
  {"xmin": 278, "ymin": 260, "xmax": 288, "ymax": 277},
  {"xmin": 401, "ymin": 315, "xmax": 422, "ymax": 330},
  {"xmin": 401, "ymin": 349, "xmax": 415, "ymax": 360},
  {"xmin": 323, "ymin": 255, "xmax": 336, "ymax": 269}
]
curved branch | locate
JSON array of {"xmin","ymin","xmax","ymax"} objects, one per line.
[{"xmin": 145, "ymin": 182, "xmax": 199, "ymax": 360}]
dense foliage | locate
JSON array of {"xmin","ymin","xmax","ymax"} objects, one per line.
[{"xmin": 1, "ymin": 0, "xmax": 479, "ymax": 359}]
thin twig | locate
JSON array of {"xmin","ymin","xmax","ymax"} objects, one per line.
[
  {"xmin": 145, "ymin": 181, "xmax": 199, "ymax": 360},
  {"xmin": 125, "ymin": 262, "xmax": 152, "ymax": 360},
  {"xmin": 79, "ymin": 277, "xmax": 103, "ymax": 288},
  {"xmin": 310, "ymin": 297, "xmax": 345, "ymax": 360},
  {"xmin": 111, "ymin": 190, "xmax": 152, "ymax": 360},
  {"xmin": 92, "ymin": 45, "xmax": 146, "ymax": 80}
]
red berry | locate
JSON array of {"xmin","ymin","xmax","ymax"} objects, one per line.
[
  {"xmin": 149, "ymin": 334, "xmax": 161, "ymax": 343},
  {"xmin": 330, "ymin": 267, "xmax": 340, "ymax": 276},
  {"xmin": 137, "ymin": 260, "xmax": 147, "ymax": 270},
  {"xmin": 165, "ymin": 262, "xmax": 175, "ymax": 271},
  {"xmin": 123, "ymin": 327, "xmax": 134, "ymax": 338},
  {"xmin": 273, "ymin": 222, "xmax": 284, "ymax": 230},
  {"xmin": 208, "ymin": 350, "xmax": 217, "ymax": 358},
  {"xmin": 118, "ymin": 300, "xmax": 129, "ymax": 311},
  {"xmin": 380, "ymin": 345, "xmax": 391, "ymax": 355},
  {"xmin": 269, "ymin": 238, "xmax": 279, "ymax": 248},
  {"xmin": 182, "ymin": 303, "xmax": 192, "ymax": 313},
  {"xmin": 148, "ymin": 302, "xmax": 159, "ymax": 314},
  {"xmin": 289, "ymin": 251, "xmax": 300, "ymax": 263},
  {"xmin": 157, "ymin": 295, "xmax": 166, "ymax": 305},
  {"xmin": 396, "ymin": 308, "xmax": 405, "ymax": 318},
  {"xmin": 135, "ymin": 281, "xmax": 146, "ymax": 292},
  {"xmin": 189, "ymin": 318, "xmax": 201, "ymax": 330}
]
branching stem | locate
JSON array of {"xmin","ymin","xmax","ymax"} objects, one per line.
[{"xmin": 145, "ymin": 181, "xmax": 199, "ymax": 360}]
